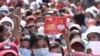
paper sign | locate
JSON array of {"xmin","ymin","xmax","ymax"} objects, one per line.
[
  {"xmin": 89, "ymin": 41, "xmax": 100, "ymax": 55},
  {"xmin": 48, "ymin": 52, "xmax": 62, "ymax": 56},
  {"xmin": 73, "ymin": 54, "xmax": 96, "ymax": 56},
  {"xmin": 44, "ymin": 16, "xmax": 67, "ymax": 34},
  {"xmin": 73, "ymin": 53, "xmax": 100, "ymax": 56}
]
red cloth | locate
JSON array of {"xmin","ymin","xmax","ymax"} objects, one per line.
[
  {"xmin": 64, "ymin": 47, "xmax": 68, "ymax": 54},
  {"xmin": 14, "ymin": 35, "xmax": 20, "ymax": 45},
  {"xmin": 55, "ymin": 3, "xmax": 62, "ymax": 9}
]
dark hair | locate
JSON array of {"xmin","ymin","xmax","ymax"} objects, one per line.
[
  {"xmin": 27, "ymin": 25, "xmax": 38, "ymax": 35},
  {"xmin": 70, "ymin": 27, "xmax": 80, "ymax": 32},
  {"xmin": 20, "ymin": 38, "xmax": 30, "ymax": 42},
  {"xmin": 0, "ymin": 25, "xmax": 5, "ymax": 42},
  {"xmin": 42, "ymin": 0, "xmax": 49, "ymax": 3},
  {"xmin": 70, "ymin": 31, "xmax": 81, "ymax": 41},
  {"xmin": 87, "ymin": 32, "xmax": 100, "ymax": 41},
  {"xmin": 25, "ymin": 11, "xmax": 32, "ymax": 17},
  {"xmin": 85, "ymin": 12, "xmax": 94, "ymax": 18},
  {"xmin": 21, "ymin": 27, "xmax": 28, "ymax": 32},
  {"xmin": 55, "ymin": 38, "xmax": 62, "ymax": 45},
  {"xmin": 74, "ymin": 13, "xmax": 85, "ymax": 26},
  {"xmin": 16, "ymin": 2, "xmax": 23, "ymax": 7},
  {"xmin": 21, "ymin": 27, "xmax": 31, "ymax": 36},
  {"xmin": 0, "ymin": 25, "xmax": 4, "ymax": 33},
  {"xmin": 49, "ymin": 43, "xmax": 64, "ymax": 56},
  {"xmin": 59, "ymin": 9, "xmax": 66, "ymax": 13},
  {"xmin": 29, "ymin": 34, "xmax": 50, "ymax": 48}
]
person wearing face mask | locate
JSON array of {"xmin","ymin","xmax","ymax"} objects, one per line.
[
  {"xmin": 21, "ymin": 27, "xmax": 31, "ymax": 39},
  {"xmin": 0, "ymin": 16, "xmax": 14, "ymax": 32},
  {"xmin": 0, "ymin": 25, "xmax": 10, "ymax": 42},
  {"xmin": 19, "ymin": 38, "xmax": 31, "ymax": 56},
  {"xmin": 49, "ymin": 42, "xmax": 64, "ymax": 56},
  {"xmin": 29, "ymin": 34, "xmax": 50, "ymax": 56},
  {"xmin": 87, "ymin": 32, "xmax": 100, "ymax": 41}
]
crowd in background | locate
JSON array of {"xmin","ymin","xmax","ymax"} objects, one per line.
[{"xmin": 0, "ymin": 0, "xmax": 100, "ymax": 56}]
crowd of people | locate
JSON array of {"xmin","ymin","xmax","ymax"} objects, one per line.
[{"xmin": 0, "ymin": 0, "xmax": 100, "ymax": 56}]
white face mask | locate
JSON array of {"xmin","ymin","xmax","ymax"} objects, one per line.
[
  {"xmin": 49, "ymin": 52, "xmax": 62, "ymax": 56},
  {"xmin": 33, "ymin": 48, "xmax": 49, "ymax": 56},
  {"xmin": 19, "ymin": 48, "xmax": 31, "ymax": 56},
  {"xmin": 24, "ymin": 34, "xmax": 31, "ymax": 39},
  {"xmin": 5, "ymin": 25, "xmax": 12, "ymax": 32}
]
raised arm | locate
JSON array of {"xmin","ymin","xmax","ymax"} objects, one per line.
[
  {"xmin": 63, "ymin": 29, "xmax": 72, "ymax": 56},
  {"xmin": 11, "ymin": 7, "xmax": 21, "ymax": 40}
]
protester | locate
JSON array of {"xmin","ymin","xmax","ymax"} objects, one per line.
[
  {"xmin": 49, "ymin": 42, "xmax": 64, "ymax": 56},
  {"xmin": 0, "ymin": 0, "xmax": 100, "ymax": 56},
  {"xmin": 21, "ymin": 27, "xmax": 31, "ymax": 39},
  {"xmin": 0, "ymin": 40, "xmax": 19, "ymax": 56},
  {"xmin": 0, "ymin": 25, "xmax": 9, "ymax": 42},
  {"xmin": 0, "ymin": 16, "xmax": 14, "ymax": 32},
  {"xmin": 29, "ymin": 34, "xmax": 50, "ymax": 56},
  {"xmin": 19, "ymin": 38, "xmax": 31, "ymax": 56}
]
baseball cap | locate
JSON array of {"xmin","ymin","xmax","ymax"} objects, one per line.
[
  {"xmin": 82, "ymin": 26, "xmax": 100, "ymax": 40},
  {"xmin": 69, "ymin": 24, "xmax": 81, "ymax": 31},
  {"xmin": 0, "ymin": 41, "xmax": 19, "ymax": 56},
  {"xmin": 0, "ymin": 16, "xmax": 14, "ymax": 30},
  {"xmin": 71, "ymin": 37, "xmax": 85, "ymax": 48}
]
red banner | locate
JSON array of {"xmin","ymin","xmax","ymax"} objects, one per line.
[{"xmin": 44, "ymin": 16, "xmax": 67, "ymax": 34}]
